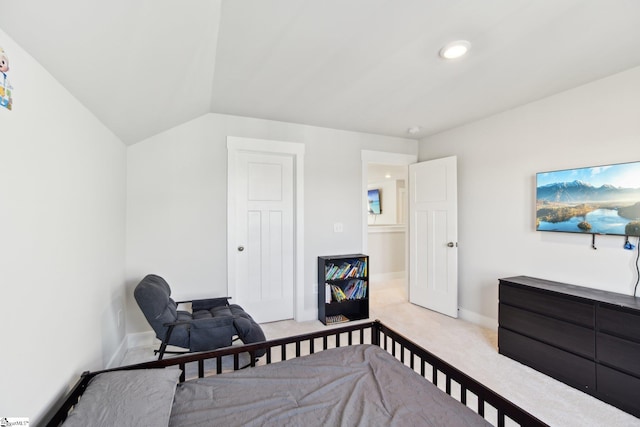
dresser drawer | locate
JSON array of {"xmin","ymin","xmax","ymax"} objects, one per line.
[
  {"xmin": 597, "ymin": 332, "xmax": 640, "ymax": 377},
  {"xmin": 498, "ymin": 328, "xmax": 596, "ymax": 392},
  {"xmin": 499, "ymin": 282, "xmax": 594, "ymax": 327},
  {"xmin": 598, "ymin": 305, "xmax": 640, "ymax": 342},
  {"xmin": 597, "ymin": 365, "xmax": 640, "ymax": 418},
  {"xmin": 500, "ymin": 304, "xmax": 594, "ymax": 358}
]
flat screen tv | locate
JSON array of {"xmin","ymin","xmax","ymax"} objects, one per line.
[
  {"xmin": 536, "ymin": 161, "xmax": 640, "ymax": 236},
  {"xmin": 368, "ymin": 189, "xmax": 381, "ymax": 215}
]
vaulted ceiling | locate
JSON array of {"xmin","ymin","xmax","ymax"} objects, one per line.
[{"xmin": 2, "ymin": 0, "xmax": 640, "ymax": 145}]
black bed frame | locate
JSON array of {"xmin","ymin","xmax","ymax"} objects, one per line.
[{"xmin": 43, "ymin": 320, "xmax": 548, "ymax": 427}]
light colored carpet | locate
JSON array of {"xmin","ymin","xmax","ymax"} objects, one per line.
[{"xmin": 123, "ymin": 278, "xmax": 640, "ymax": 426}]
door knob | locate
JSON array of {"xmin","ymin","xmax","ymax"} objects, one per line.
[
  {"xmin": 238, "ymin": 246, "xmax": 245, "ymax": 252},
  {"xmin": 447, "ymin": 242, "xmax": 456, "ymax": 247}
]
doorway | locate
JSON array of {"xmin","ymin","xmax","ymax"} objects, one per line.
[
  {"xmin": 367, "ymin": 163, "xmax": 408, "ymax": 294},
  {"xmin": 361, "ymin": 151, "xmax": 417, "ymax": 303},
  {"xmin": 362, "ymin": 151, "xmax": 459, "ymax": 319}
]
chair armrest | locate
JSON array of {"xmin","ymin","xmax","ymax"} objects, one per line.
[
  {"xmin": 191, "ymin": 297, "xmax": 231, "ymax": 311},
  {"xmin": 162, "ymin": 320, "xmax": 193, "ymax": 328},
  {"xmin": 175, "ymin": 297, "xmax": 231, "ymax": 305}
]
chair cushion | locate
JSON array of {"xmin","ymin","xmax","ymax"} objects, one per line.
[
  {"xmin": 189, "ymin": 313, "xmax": 235, "ymax": 351},
  {"xmin": 134, "ymin": 274, "xmax": 174, "ymax": 320},
  {"xmin": 135, "ymin": 275, "xmax": 190, "ymax": 348},
  {"xmin": 192, "ymin": 305, "xmax": 233, "ymax": 320},
  {"xmin": 230, "ymin": 305, "xmax": 266, "ymax": 356}
]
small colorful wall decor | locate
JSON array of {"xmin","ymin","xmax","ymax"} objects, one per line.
[{"xmin": 1, "ymin": 46, "xmax": 13, "ymax": 110}]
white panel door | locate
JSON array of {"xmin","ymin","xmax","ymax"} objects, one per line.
[
  {"xmin": 409, "ymin": 156, "xmax": 458, "ymax": 318},
  {"xmin": 231, "ymin": 151, "xmax": 294, "ymax": 322}
]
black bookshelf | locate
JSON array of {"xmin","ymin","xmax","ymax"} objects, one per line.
[{"xmin": 318, "ymin": 254, "xmax": 369, "ymax": 325}]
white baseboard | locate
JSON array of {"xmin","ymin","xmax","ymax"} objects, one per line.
[
  {"xmin": 106, "ymin": 331, "xmax": 155, "ymax": 369},
  {"xmin": 128, "ymin": 331, "xmax": 155, "ymax": 348},
  {"xmin": 458, "ymin": 308, "xmax": 497, "ymax": 331},
  {"xmin": 296, "ymin": 307, "xmax": 318, "ymax": 322}
]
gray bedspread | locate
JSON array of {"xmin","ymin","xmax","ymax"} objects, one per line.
[{"xmin": 169, "ymin": 344, "xmax": 491, "ymax": 426}]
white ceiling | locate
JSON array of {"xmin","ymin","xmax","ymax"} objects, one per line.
[
  {"xmin": 2, "ymin": 0, "xmax": 640, "ymax": 145},
  {"xmin": 368, "ymin": 164, "xmax": 407, "ymax": 183}
]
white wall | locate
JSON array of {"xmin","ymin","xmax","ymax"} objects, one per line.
[
  {"xmin": 419, "ymin": 66, "xmax": 640, "ymax": 328},
  {"xmin": 0, "ymin": 29, "xmax": 126, "ymax": 422},
  {"xmin": 126, "ymin": 113, "xmax": 417, "ymax": 331},
  {"xmin": 367, "ymin": 228, "xmax": 405, "ymax": 278}
]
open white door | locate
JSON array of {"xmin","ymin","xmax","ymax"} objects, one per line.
[{"xmin": 409, "ymin": 156, "xmax": 458, "ymax": 318}]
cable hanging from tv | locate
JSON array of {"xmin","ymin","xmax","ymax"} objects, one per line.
[
  {"xmin": 634, "ymin": 236, "xmax": 640, "ymax": 297},
  {"xmin": 588, "ymin": 233, "xmax": 640, "ymax": 297}
]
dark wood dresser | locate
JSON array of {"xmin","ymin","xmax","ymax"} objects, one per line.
[{"xmin": 498, "ymin": 276, "xmax": 640, "ymax": 417}]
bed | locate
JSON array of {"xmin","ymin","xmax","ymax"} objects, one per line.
[{"xmin": 42, "ymin": 320, "xmax": 548, "ymax": 427}]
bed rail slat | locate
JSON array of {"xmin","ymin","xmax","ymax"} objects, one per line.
[{"xmin": 498, "ymin": 409, "xmax": 506, "ymax": 427}]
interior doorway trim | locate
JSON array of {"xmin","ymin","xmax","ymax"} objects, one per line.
[{"xmin": 227, "ymin": 136, "xmax": 305, "ymax": 321}]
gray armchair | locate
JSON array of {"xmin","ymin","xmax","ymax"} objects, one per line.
[{"xmin": 134, "ymin": 274, "xmax": 266, "ymax": 359}]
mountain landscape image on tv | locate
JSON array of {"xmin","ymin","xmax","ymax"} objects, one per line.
[{"xmin": 536, "ymin": 161, "xmax": 640, "ymax": 236}]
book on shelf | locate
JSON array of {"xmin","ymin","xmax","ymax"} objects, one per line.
[
  {"xmin": 325, "ymin": 264, "xmax": 338, "ymax": 279},
  {"xmin": 327, "ymin": 280, "xmax": 367, "ymax": 302},
  {"xmin": 343, "ymin": 279, "xmax": 367, "ymax": 300},
  {"xmin": 330, "ymin": 284, "xmax": 347, "ymax": 302},
  {"xmin": 325, "ymin": 259, "xmax": 368, "ymax": 281}
]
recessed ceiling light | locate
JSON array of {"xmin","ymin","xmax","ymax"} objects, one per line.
[
  {"xmin": 439, "ymin": 40, "xmax": 471, "ymax": 60},
  {"xmin": 407, "ymin": 126, "xmax": 421, "ymax": 135}
]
